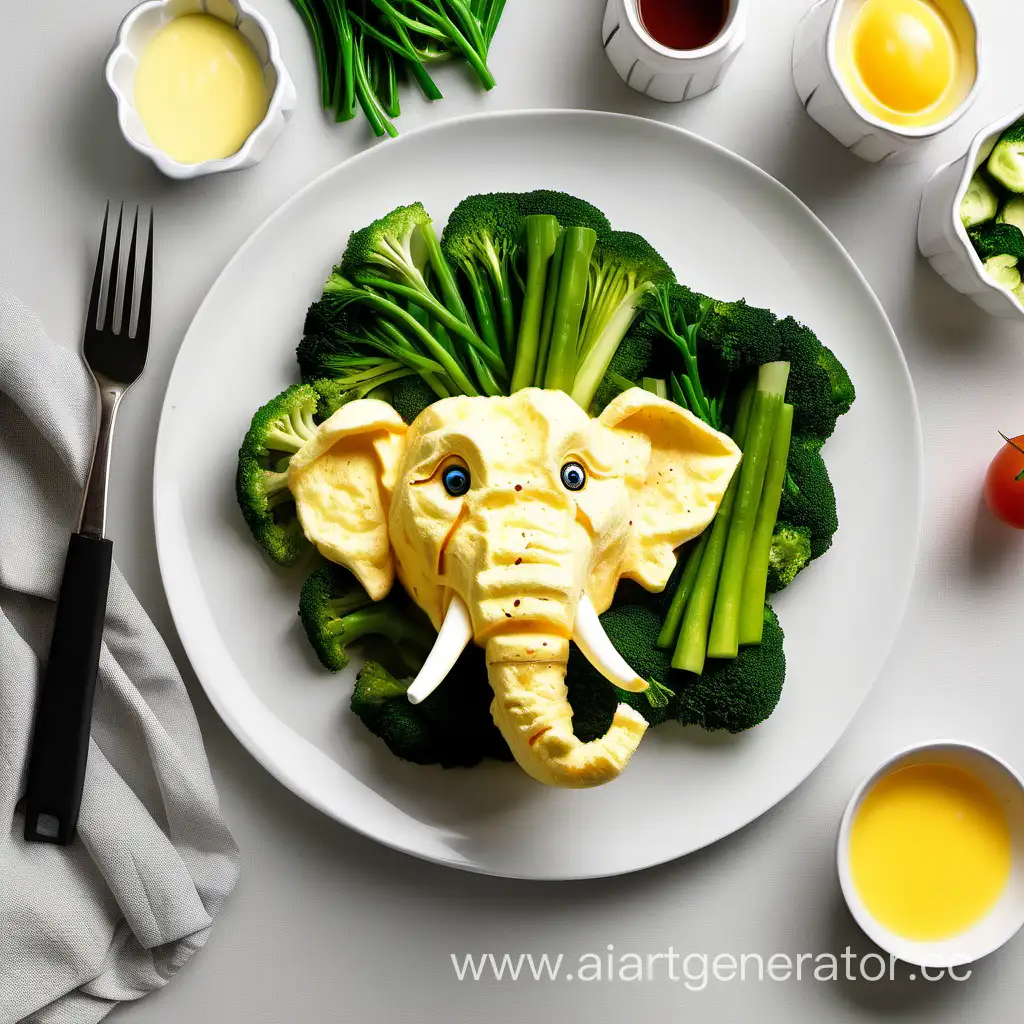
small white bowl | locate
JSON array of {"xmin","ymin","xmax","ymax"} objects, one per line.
[
  {"xmin": 918, "ymin": 105, "xmax": 1024, "ymax": 318},
  {"xmin": 838, "ymin": 741, "xmax": 1024, "ymax": 968},
  {"xmin": 601, "ymin": 0, "xmax": 747, "ymax": 103},
  {"xmin": 793, "ymin": 0, "xmax": 982, "ymax": 163},
  {"xmin": 105, "ymin": 0, "xmax": 297, "ymax": 180}
]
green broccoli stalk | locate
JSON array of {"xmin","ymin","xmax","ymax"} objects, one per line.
[
  {"xmin": 672, "ymin": 383, "xmax": 756, "ymax": 674},
  {"xmin": 738, "ymin": 403, "xmax": 794, "ymax": 645},
  {"xmin": 511, "ymin": 213, "xmax": 561, "ymax": 392},
  {"xmin": 235, "ymin": 384, "xmax": 319, "ymax": 567},
  {"xmin": 320, "ymin": 276, "xmax": 484, "ymax": 397},
  {"xmin": 338, "ymin": 203, "xmax": 505, "ymax": 395},
  {"xmin": 677, "ymin": 604, "xmax": 786, "ymax": 733},
  {"xmin": 645, "ymin": 282, "xmax": 723, "ymax": 429},
  {"xmin": 542, "ymin": 226, "xmax": 598, "ymax": 392},
  {"xmin": 570, "ymin": 232, "xmax": 675, "ymax": 410},
  {"xmin": 589, "ymin": 317, "xmax": 656, "ymax": 413},
  {"xmin": 441, "ymin": 192, "xmax": 521, "ymax": 360},
  {"xmin": 766, "ymin": 523, "xmax": 812, "ymax": 593},
  {"xmin": 298, "ymin": 563, "xmax": 436, "ymax": 673},
  {"xmin": 708, "ymin": 361, "xmax": 791, "ymax": 660}
]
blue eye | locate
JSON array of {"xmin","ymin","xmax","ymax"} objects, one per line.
[
  {"xmin": 442, "ymin": 463, "xmax": 471, "ymax": 497},
  {"xmin": 561, "ymin": 461, "xmax": 586, "ymax": 491}
]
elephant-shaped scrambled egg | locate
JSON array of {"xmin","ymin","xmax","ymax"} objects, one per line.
[{"xmin": 288, "ymin": 387, "xmax": 740, "ymax": 788}]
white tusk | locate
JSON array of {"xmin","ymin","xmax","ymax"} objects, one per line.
[
  {"xmin": 573, "ymin": 594, "xmax": 648, "ymax": 693},
  {"xmin": 406, "ymin": 595, "xmax": 473, "ymax": 704}
]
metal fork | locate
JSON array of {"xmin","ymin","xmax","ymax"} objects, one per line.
[{"xmin": 24, "ymin": 203, "xmax": 153, "ymax": 845}]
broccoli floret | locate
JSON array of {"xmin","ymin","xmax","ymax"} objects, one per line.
[
  {"xmin": 351, "ymin": 653, "xmax": 511, "ymax": 769},
  {"xmin": 691, "ymin": 288, "xmax": 783, "ymax": 374},
  {"xmin": 514, "ymin": 190, "xmax": 611, "ymax": 234},
  {"xmin": 565, "ymin": 604, "xmax": 676, "ymax": 737},
  {"xmin": 299, "ymin": 563, "xmax": 436, "ymax": 673},
  {"xmin": 235, "ymin": 384, "xmax": 318, "ymax": 567},
  {"xmin": 391, "ymin": 375, "xmax": 436, "ymax": 424},
  {"xmin": 340, "ymin": 201, "xmax": 435, "ymax": 292},
  {"xmin": 571, "ymin": 231, "xmax": 675, "ymax": 410},
  {"xmin": 676, "ymin": 604, "xmax": 786, "ymax": 732},
  {"xmin": 987, "ymin": 121, "xmax": 1024, "ymax": 194},
  {"xmin": 777, "ymin": 317, "xmax": 855, "ymax": 441},
  {"xmin": 766, "ymin": 523, "xmax": 812, "ymax": 593},
  {"xmin": 778, "ymin": 437, "xmax": 838, "ymax": 560},
  {"xmin": 441, "ymin": 192, "xmax": 521, "ymax": 355},
  {"xmin": 968, "ymin": 223, "xmax": 1024, "ymax": 262}
]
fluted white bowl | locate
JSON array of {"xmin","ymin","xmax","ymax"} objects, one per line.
[
  {"xmin": 601, "ymin": 0, "xmax": 747, "ymax": 103},
  {"xmin": 105, "ymin": 0, "xmax": 297, "ymax": 180},
  {"xmin": 918, "ymin": 106, "xmax": 1024, "ymax": 319},
  {"xmin": 793, "ymin": 0, "xmax": 982, "ymax": 163}
]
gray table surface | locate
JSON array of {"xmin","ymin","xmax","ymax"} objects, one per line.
[{"xmin": 4, "ymin": 0, "xmax": 1024, "ymax": 1019}]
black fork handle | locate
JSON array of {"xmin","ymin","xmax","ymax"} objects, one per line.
[{"xmin": 24, "ymin": 533, "xmax": 113, "ymax": 844}]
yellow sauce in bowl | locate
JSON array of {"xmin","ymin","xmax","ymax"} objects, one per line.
[
  {"xmin": 835, "ymin": 0, "xmax": 977, "ymax": 129},
  {"xmin": 850, "ymin": 763, "xmax": 1011, "ymax": 941},
  {"xmin": 134, "ymin": 14, "xmax": 269, "ymax": 165}
]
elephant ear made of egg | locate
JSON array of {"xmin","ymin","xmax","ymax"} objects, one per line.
[
  {"xmin": 597, "ymin": 390, "xmax": 741, "ymax": 594},
  {"xmin": 289, "ymin": 399, "xmax": 407, "ymax": 600}
]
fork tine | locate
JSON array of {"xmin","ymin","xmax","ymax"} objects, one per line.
[
  {"xmin": 135, "ymin": 210, "xmax": 154, "ymax": 349},
  {"xmin": 105, "ymin": 203, "xmax": 124, "ymax": 333},
  {"xmin": 122, "ymin": 208, "xmax": 140, "ymax": 339},
  {"xmin": 87, "ymin": 202, "xmax": 110, "ymax": 333}
]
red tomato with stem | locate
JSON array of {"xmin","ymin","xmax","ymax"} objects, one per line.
[{"xmin": 985, "ymin": 433, "xmax": 1024, "ymax": 528}]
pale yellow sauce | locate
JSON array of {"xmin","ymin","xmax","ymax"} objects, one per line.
[
  {"xmin": 134, "ymin": 14, "xmax": 268, "ymax": 164},
  {"xmin": 835, "ymin": 0, "xmax": 976, "ymax": 128},
  {"xmin": 850, "ymin": 763, "xmax": 1012, "ymax": 941}
]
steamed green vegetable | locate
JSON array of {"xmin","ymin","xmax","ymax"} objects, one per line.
[
  {"xmin": 291, "ymin": 0, "xmax": 507, "ymax": 138},
  {"xmin": 960, "ymin": 171, "xmax": 999, "ymax": 228},
  {"xmin": 235, "ymin": 188, "xmax": 854, "ymax": 768},
  {"xmin": 988, "ymin": 121, "xmax": 1024, "ymax": 194}
]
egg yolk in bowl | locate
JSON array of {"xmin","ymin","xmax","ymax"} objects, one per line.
[{"xmin": 835, "ymin": 0, "xmax": 977, "ymax": 129}]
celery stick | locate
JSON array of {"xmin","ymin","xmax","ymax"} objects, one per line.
[
  {"xmin": 672, "ymin": 382, "xmax": 755, "ymax": 674},
  {"xmin": 707, "ymin": 362, "xmax": 790, "ymax": 660},
  {"xmin": 738, "ymin": 403, "xmax": 794, "ymax": 645}
]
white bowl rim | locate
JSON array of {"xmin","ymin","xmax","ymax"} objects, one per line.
[
  {"xmin": 621, "ymin": 0, "xmax": 746, "ymax": 61},
  {"xmin": 942, "ymin": 103, "xmax": 1024, "ymax": 316},
  {"xmin": 837, "ymin": 738, "xmax": 1024, "ymax": 967},
  {"xmin": 104, "ymin": 0, "xmax": 293, "ymax": 177},
  {"xmin": 822, "ymin": 0, "xmax": 983, "ymax": 141}
]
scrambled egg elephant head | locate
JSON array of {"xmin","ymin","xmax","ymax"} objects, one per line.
[{"xmin": 289, "ymin": 387, "xmax": 740, "ymax": 788}]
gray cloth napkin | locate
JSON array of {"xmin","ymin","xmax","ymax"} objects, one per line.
[{"xmin": 0, "ymin": 292, "xmax": 241, "ymax": 1024}]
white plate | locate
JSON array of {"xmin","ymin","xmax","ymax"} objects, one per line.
[{"xmin": 154, "ymin": 110, "xmax": 922, "ymax": 880}]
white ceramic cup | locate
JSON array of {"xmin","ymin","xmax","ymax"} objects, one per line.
[
  {"xmin": 792, "ymin": 0, "xmax": 982, "ymax": 163},
  {"xmin": 105, "ymin": 0, "xmax": 297, "ymax": 180},
  {"xmin": 918, "ymin": 105, "xmax": 1024, "ymax": 319},
  {"xmin": 838, "ymin": 741, "xmax": 1024, "ymax": 968},
  {"xmin": 601, "ymin": 0, "xmax": 747, "ymax": 102}
]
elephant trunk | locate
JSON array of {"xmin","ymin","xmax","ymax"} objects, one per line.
[{"xmin": 485, "ymin": 633, "xmax": 648, "ymax": 788}]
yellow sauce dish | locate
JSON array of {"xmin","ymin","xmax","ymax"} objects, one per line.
[
  {"xmin": 105, "ymin": 0, "xmax": 296, "ymax": 180},
  {"xmin": 839, "ymin": 742, "xmax": 1024, "ymax": 967},
  {"xmin": 134, "ymin": 14, "xmax": 269, "ymax": 165},
  {"xmin": 833, "ymin": 0, "xmax": 978, "ymax": 129}
]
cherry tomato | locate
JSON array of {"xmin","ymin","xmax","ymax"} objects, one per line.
[{"xmin": 985, "ymin": 433, "xmax": 1024, "ymax": 528}]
